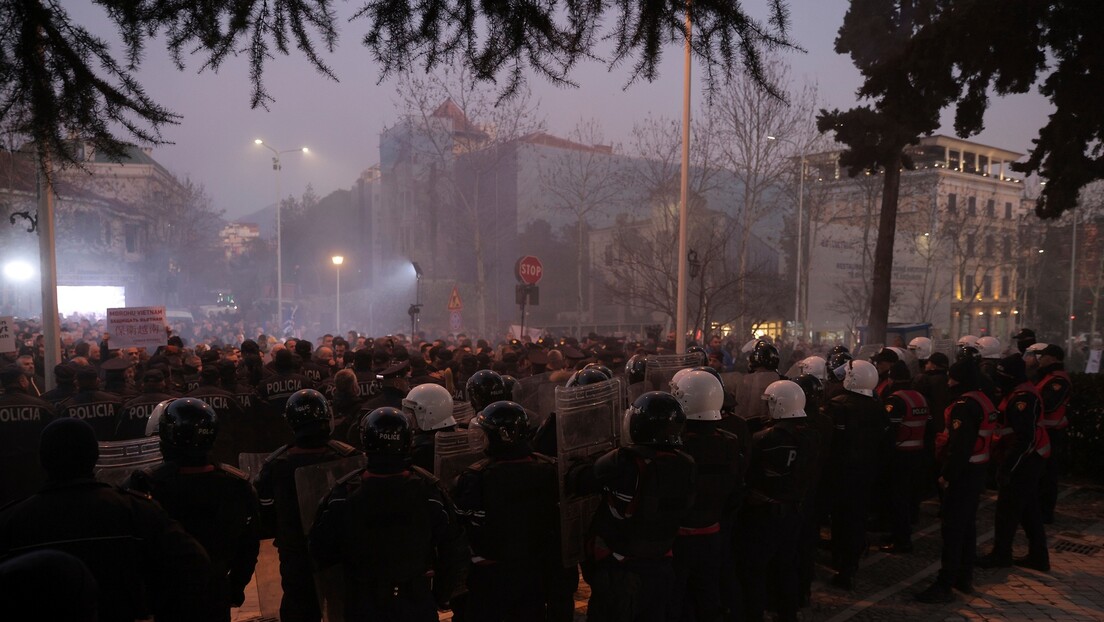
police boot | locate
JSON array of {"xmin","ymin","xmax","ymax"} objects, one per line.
[
  {"xmin": 974, "ymin": 552, "xmax": 1013, "ymax": 568},
  {"xmin": 1013, "ymin": 555, "xmax": 1051, "ymax": 573},
  {"xmin": 914, "ymin": 581, "xmax": 953, "ymax": 604}
]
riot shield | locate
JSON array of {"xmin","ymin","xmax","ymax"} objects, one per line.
[
  {"xmin": 434, "ymin": 429, "xmax": 485, "ymax": 486},
  {"xmin": 238, "ymin": 452, "xmax": 272, "ymax": 481},
  {"xmin": 237, "ymin": 453, "xmax": 284, "ymax": 621},
  {"xmin": 932, "ymin": 338, "xmax": 956, "ymax": 359},
  {"xmin": 894, "ymin": 347, "xmax": 921, "ymax": 378},
  {"xmin": 855, "ymin": 343, "xmax": 883, "ymax": 362},
  {"xmin": 294, "ymin": 456, "xmax": 369, "ymax": 534},
  {"xmin": 512, "ymin": 375, "xmax": 563, "ymax": 426},
  {"xmin": 644, "ymin": 353, "xmax": 705, "ymax": 392},
  {"xmin": 452, "ymin": 401, "xmax": 476, "ymax": 427},
  {"xmin": 94, "ymin": 437, "xmax": 162, "ymax": 486},
  {"xmin": 555, "ymin": 377, "xmax": 622, "ymax": 567}
]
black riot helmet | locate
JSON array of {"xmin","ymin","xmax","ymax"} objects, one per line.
[
  {"xmin": 748, "ymin": 341, "xmax": 780, "ymax": 372},
  {"xmin": 472, "ymin": 401, "xmax": 531, "ymax": 457},
  {"xmin": 956, "ymin": 345, "xmax": 981, "ymax": 364},
  {"xmin": 499, "ymin": 374, "xmax": 517, "ymax": 400},
  {"xmin": 583, "ymin": 362, "xmax": 614, "ymax": 380},
  {"xmin": 159, "ymin": 398, "xmax": 219, "ymax": 462},
  {"xmin": 284, "ymin": 389, "xmax": 332, "ymax": 436},
  {"xmin": 792, "ymin": 374, "xmax": 824, "ymax": 411},
  {"xmin": 466, "ymin": 369, "xmax": 507, "ymax": 412},
  {"xmin": 626, "ymin": 354, "xmax": 648, "ymax": 385},
  {"xmin": 686, "ymin": 345, "xmax": 708, "ymax": 366},
  {"xmin": 360, "ymin": 407, "xmax": 413, "ymax": 458},
  {"xmin": 826, "ymin": 351, "xmax": 853, "ymax": 382},
  {"xmin": 566, "ymin": 367, "xmax": 610, "ymax": 388},
  {"xmin": 625, "ymin": 391, "xmax": 686, "ymax": 447},
  {"xmin": 828, "ymin": 345, "xmax": 850, "ymax": 357}
]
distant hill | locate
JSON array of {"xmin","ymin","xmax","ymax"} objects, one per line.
[{"xmin": 233, "ymin": 203, "xmax": 277, "ymax": 239}]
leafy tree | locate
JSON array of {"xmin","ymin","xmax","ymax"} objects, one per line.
[{"xmin": 2, "ymin": 0, "xmax": 799, "ymax": 179}]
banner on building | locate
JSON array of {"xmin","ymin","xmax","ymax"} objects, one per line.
[
  {"xmin": 0, "ymin": 316, "xmax": 14, "ymax": 353},
  {"xmin": 106, "ymin": 306, "xmax": 167, "ymax": 349}
]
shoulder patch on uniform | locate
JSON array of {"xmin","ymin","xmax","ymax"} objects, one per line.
[
  {"xmin": 218, "ymin": 463, "xmax": 249, "ymax": 480},
  {"xmin": 327, "ymin": 439, "xmax": 359, "ymax": 456},
  {"xmin": 1051, "ymin": 383, "xmax": 1062, "ymax": 392},
  {"xmin": 885, "ymin": 404, "xmax": 894, "ymax": 413},
  {"xmin": 952, "ymin": 419, "xmax": 961, "ymax": 430},
  {"xmin": 1016, "ymin": 401, "xmax": 1027, "ymax": 411}
]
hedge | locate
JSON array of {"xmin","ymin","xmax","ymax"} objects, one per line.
[{"xmin": 1068, "ymin": 373, "xmax": 1104, "ymax": 483}]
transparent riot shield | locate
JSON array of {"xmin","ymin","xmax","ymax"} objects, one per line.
[
  {"xmin": 513, "ymin": 375, "xmax": 564, "ymax": 427},
  {"xmin": 932, "ymin": 338, "xmax": 956, "ymax": 360},
  {"xmin": 237, "ymin": 452, "xmax": 272, "ymax": 481},
  {"xmin": 94, "ymin": 437, "xmax": 162, "ymax": 486},
  {"xmin": 645, "ymin": 353, "xmax": 705, "ymax": 392},
  {"xmin": 855, "ymin": 343, "xmax": 883, "ymax": 362},
  {"xmin": 238, "ymin": 449, "xmax": 282, "ymax": 620},
  {"xmin": 893, "ymin": 347, "xmax": 921, "ymax": 377},
  {"xmin": 555, "ymin": 377, "xmax": 623, "ymax": 567},
  {"xmin": 434, "ymin": 429, "xmax": 485, "ymax": 486}
]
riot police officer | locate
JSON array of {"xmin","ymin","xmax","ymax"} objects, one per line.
[
  {"xmin": 126, "ymin": 398, "xmax": 261, "ymax": 621},
  {"xmin": 0, "ymin": 418, "xmax": 212, "ymax": 621},
  {"xmin": 257, "ymin": 349, "xmax": 315, "ymax": 416},
  {"xmin": 57, "ymin": 365, "xmax": 123, "ymax": 441},
  {"xmin": 793, "ymin": 373, "xmax": 832, "ymax": 606},
  {"xmin": 186, "ymin": 366, "xmax": 250, "ymax": 467},
  {"xmin": 669, "ymin": 371, "xmax": 742, "ymax": 622},
  {"xmin": 735, "ymin": 341, "xmax": 785, "ymax": 427},
  {"xmin": 466, "ymin": 369, "xmax": 508, "ymax": 414},
  {"xmin": 309, "ymin": 407, "xmax": 467, "ymax": 620},
  {"xmin": 825, "ymin": 359, "xmax": 884, "ymax": 590},
  {"xmin": 402, "ymin": 382, "xmax": 458, "ymax": 472},
  {"xmin": 452, "ymin": 401, "xmax": 559, "ymax": 621},
  {"xmin": 916, "ymin": 360, "xmax": 997, "ymax": 603},
  {"xmin": 880, "ymin": 361, "xmax": 930, "ymax": 554},
  {"xmin": 738, "ymin": 380, "xmax": 819, "ymax": 622},
  {"xmin": 576, "ymin": 392, "xmax": 696, "ymax": 622},
  {"xmin": 255, "ymin": 389, "xmax": 360, "ymax": 622},
  {"xmin": 0, "ymin": 365, "xmax": 57, "ymax": 505},
  {"xmin": 116, "ymin": 369, "xmax": 176, "ymax": 440},
  {"xmin": 976, "ymin": 355, "xmax": 1050, "ymax": 572},
  {"xmin": 1031, "ymin": 344, "xmax": 1071, "ymax": 525}
]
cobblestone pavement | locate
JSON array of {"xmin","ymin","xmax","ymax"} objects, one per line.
[{"xmin": 233, "ymin": 482, "xmax": 1104, "ymax": 621}]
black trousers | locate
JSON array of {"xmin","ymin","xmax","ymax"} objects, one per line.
[
  {"xmin": 736, "ymin": 507, "xmax": 802, "ymax": 622},
  {"xmin": 935, "ymin": 464, "xmax": 986, "ymax": 588},
  {"xmin": 343, "ymin": 577, "xmax": 438, "ymax": 622},
  {"xmin": 831, "ymin": 468, "xmax": 873, "ymax": 578},
  {"xmin": 585, "ymin": 557, "xmax": 674, "ymax": 622},
  {"xmin": 992, "ymin": 453, "xmax": 1048, "ymax": 561},
  {"xmin": 1039, "ymin": 428, "xmax": 1068, "ymax": 522},
  {"xmin": 887, "ymin": 452, "xmax": 926, "ymax": 547},
  {"xmin": 669, "ymin": 531, "xmax": 724, "ymax": 622},
  {"xmin": 466, "ymin": 561, "xmax": 546, "ymax": 622},
  {"xmin": 278, "ymin": 548, "xmax": 321, "ymax": 622}
]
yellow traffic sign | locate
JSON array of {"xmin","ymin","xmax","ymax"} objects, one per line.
[{"xmin": 447, "ymin": 286, "xmax": 463, "ymax": 311}]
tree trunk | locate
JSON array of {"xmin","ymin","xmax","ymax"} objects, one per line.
[
  {"xmin": 577, "ymin": 217, "xmax": 585, "ymax": 338},
  {"xmin": 867, "ymin": 153, "xmax": 903, "ymax": 345}
]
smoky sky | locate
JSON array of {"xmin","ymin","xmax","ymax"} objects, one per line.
[{"xmin": 62, "ymin": 1, "xmax": 1054, "ymax": 221}]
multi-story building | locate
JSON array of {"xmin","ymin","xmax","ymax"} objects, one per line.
[
  {"xmin": 801, "ymin": 135, "xmax": 1030, "ymax": 343},
  {"xmin": 219, "ymin": 222, "xmax": 260, "ymax": 259}
]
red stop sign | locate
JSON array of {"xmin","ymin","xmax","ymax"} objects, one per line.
[{"xmin": 516, "ymin": 255, "xmax": 544, "ymax": 285}]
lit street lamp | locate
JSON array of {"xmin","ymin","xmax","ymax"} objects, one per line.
[
  {"xmin": 255, "ymin": 139, "xmax": 309, "ymax": 334},
  {"xmin": 332, "ymin": 255, "xmax": 344, "ymax": 333},
  {"xmin": 768, "ymin": 134, "xmax": 808, "ymax": 340}
]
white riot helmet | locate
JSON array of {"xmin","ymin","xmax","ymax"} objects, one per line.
[
  {"xmin": 671, "ymin": 370, "xmax": 724, "ymax": 421},
  {"xmin": 670, "ymin": 367, "xmax": 694, "ymax": 389},
  {"xmin": 976, "ymin": 336, "xmax": 1002, "ymax": 359},
  {"xmin": 842, "ymin": 360, "xmax": 879, "ymax": 397},
  {"xmin": 144, "ymin": 399, "xmax": 176, "ymax": 437},
  {"xmin": 907, "ymin": 337, "xmax": 932, "ymax": 360},
  {"xmin": 402, "ymin": 383, "xmax": 457, "ymax": 431},
  {"xmin": 761, "ymin": 380, "xmax": 807, "ymax": 420},
  {"xmin": 798, "ymin": 356, "xmax": 828, "ymax": 381},
  {"xmin": 1024, "ymin": 342, "xmax": 1048, "ymax": 357},
  {"xmin": 957, "ymin": 335, "xmax": 979, "ymax": 348}
]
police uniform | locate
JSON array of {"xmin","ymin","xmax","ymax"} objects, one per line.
[
  {"xmin": 582, "ymin": 445, "xmax": 696, "ymax": 622},
  {"xmin": 310, "ymin": 466, "xmax": 467, "ymax": 620},
  {"xmin": 738, "ymin": 417, "xmax": 818, "ymax": 622},
  {"xmin": 255, "ymin": 439, "xmax": 359, "ymax": 622},
  {"xmin": 669, "ymin": 420, "xmax": 743, "ymax": 622},
  {"xmin": 57, "ymin": 387, "xmax": 124, "ymax": 441},
  {"xmin": 257, "ymin": 370, "xmax": 315, "ymax": 416},
  {"xmin": 187, "ymin": 382, "xmax": 251, "ymax": 467},
  {"xmin": 116, "ymin": 389, "xmax": 176, "ymax": 440},
  {"xmin": 452, "ymin": 451, "xmax": 559, "ymax": 621},
  {"xmin": 127, "ymin": 461, "xmax": 261, "ymax": 622},
  {"xmin": 1035, "ymin": 362, "xmax": 1071, "ymax": 523},
  {"xmin": 882, "ymin": 388, "xmax": 930, "ymax": 551},
  {"xmin": 0, "ymin": 384, "xmax": 57, "ymax": 505}
]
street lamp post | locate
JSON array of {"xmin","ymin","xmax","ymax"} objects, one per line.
[
  {"xmin": 332, "ymin": 255, "xmax": 344, "ymax": 333},
  {"xmin": 768, "ymin": 135, "xmax": 807, "ymax": 341},
  {"xmin": 255, "ymin": 139, "xmax": 308, "ymax": 334}
]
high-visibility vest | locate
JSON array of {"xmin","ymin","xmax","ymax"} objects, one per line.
[
  {"xmin": 936, "ymin": 391, "xmax": 997, "ymax": 465},
  {"xmin": 1036, "ymin": 370, "xmax": 1071, "ymax": 430},
  {"xmin": 889, "ymin": 389, "xmax": 928, "ymax": 452},
  {"xmin": 996, "ymin": 382, "xmax": 1051, "ymax": 459}
]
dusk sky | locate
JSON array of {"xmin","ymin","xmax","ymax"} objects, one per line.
[{"xmin": 65, "ymin": 1, "xmax": 1055, "ymax": 220}]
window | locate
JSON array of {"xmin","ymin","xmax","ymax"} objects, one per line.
[
  {"xmin": 966, "ymin": 234, "xmax": 976, "ymax": 256},
  {"xmin": 125, "ymin": 224, "xmax": 139, "ymax": 253},
  {"xmin": 985, "ymin": 235, "xmax": 995, "ymax": 257},
  {"xmin": 949, "ymin": 150, "xmax": 961, "ymax": 170},
  {"xmin": 963, "ymin": 275, "xmax": 975, "ymax": 298},
  {"xmin": 983, "ymin": 276, "xmax": 993, "ymax": 298},
  {"xmin": 986, "ymin": 199, "xmax": 995, "ymax": 217},
  {"xmin": 1003, "ymin": 236, "xmax": 1012, "ymax": 260},
  {"xmin": 1001, "ymin": 275, "xmax": 1011, "ymax": 299},
  {"xmin": 1005, "ymin": 202, "xmax": 1013, "ymax": 219},
  {"xmin": 967, "ymin": 196, "xmax": 977, "ymax": 216},
  {"xmin": 947, "ymin": 193, "xmax": 958, "ymax": 213}
]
